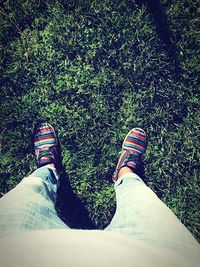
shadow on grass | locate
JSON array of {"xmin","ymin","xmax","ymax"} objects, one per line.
[
  {"xmin": 135, "ymin": 0, "xmax": 181, "ymax": 75},
  {"xmin": 56, "ymin": 170, "xmax": 97, "ymax": 230}
]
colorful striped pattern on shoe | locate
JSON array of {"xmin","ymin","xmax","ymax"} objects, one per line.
[
  {"xmin": 113, "ymin": 128, "xmax": 146, "ymax": 182},
  {"xmin": 34, "ymin": 126, "xmax": 57, "ymax": 148},
  {"xmin": 122, "ymin": 128, "xmax": 146, "ymax": 154},
  {"xmin": 34, "ymin": 123, "xmax": 58, "ymax": 167}
]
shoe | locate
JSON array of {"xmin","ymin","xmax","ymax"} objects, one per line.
[
  {"xmin": 34, "ymin": 123, "xmax": 62, "ymax": 171},
  {"xmin": 112, "ymin": 128, "xmax": 147, "ymax": 182}
]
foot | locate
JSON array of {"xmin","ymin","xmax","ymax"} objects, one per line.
[
  {"xmin": 34, "ymin": 123, "xmax": 62, "ymax": 172},
  {"xmin": 112, "ymin": 128, "xmax": 147, "ymax": 182}
]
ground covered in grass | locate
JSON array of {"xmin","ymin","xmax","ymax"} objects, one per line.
[{"xmin": 0, "ymin": 0, "xmax": 199, "ymax": 240}]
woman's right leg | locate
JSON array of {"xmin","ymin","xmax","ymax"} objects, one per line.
[
  {"xmin": 105, "ymin": 127, "xmax": 200, "ymax": 262},
  {"xmin": 104, "ymin": 172, "xmax": 200, "ymax": 260}
]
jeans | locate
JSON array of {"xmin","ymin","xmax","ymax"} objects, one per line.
[
  {"xmin": 0, "ymin": 166, "xmax": 68, "ymax": 236},
  {"xmin": 0, "ymin": 166, "xmax": 199, "ymax": 260}
]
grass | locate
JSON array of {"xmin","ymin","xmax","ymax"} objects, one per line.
[{"xmin": 0, "ymin": 0, "xmax": 199, "ymax": 240}]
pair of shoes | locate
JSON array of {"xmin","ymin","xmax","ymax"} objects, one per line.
[{"xmin": 34, "ymin": 123, "xmax": 146, "ymax": 182}]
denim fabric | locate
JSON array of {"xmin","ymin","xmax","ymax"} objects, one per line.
[
  {"xmin": 104, "ymin": 173, "xmax": 200, "ymax": 260},
  {"xmin": 0, "ymin": 167, "xmax": 199, "ymax": 261},
  {"xmin": 0, "ymin": 165, "xmax": 68, "ymax": 238}
]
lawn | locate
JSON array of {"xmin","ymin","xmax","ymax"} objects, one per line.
[{"xmin": 0, "ymin": 0, "xmax": 199, "ymax": 241}]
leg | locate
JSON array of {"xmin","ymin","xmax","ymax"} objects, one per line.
[
  {"xmin": 105, "ymin": 172, "xmax": 200, "ymax": 259},
  {"xmin": 0, "ymin": 165, "xmax": 68, "ymax": 238},
  {"xmin": 105, "ymin": 128, "xmax": 200, "ymax": 260},
  {"xmin": 0, "ymin": 123, "xmax": 69, "ymax": 238}
]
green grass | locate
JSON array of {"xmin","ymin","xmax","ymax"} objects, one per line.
[{"xmin": 0, "ymin": 0, "xmax": 199, "ymax": 240}]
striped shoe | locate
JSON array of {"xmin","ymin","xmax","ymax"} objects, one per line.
[
  {"xmin": 34, "ymin": 123, "xmax": 62, "ymax": 170},
  {"xmin": 112, "ymin": 128, "xmax": 147, "ymax": 182}
]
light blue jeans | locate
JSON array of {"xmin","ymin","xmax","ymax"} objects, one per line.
[{"xmin": 0, "ymin": 165, "xmax": 199, "ymax": 259}]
